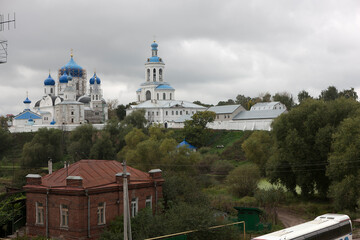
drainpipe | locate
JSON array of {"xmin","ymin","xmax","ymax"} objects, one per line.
[
  {"xmin": 46, "ymin": 189, "xmax": 49, "ymax": 238},
  {"xmin": 85, "ymin": 189, "xmax": 91, "ymax": 238},
  {"xmin": 154, "ymin": 181, "xmax": 158, "ymax": 214}
]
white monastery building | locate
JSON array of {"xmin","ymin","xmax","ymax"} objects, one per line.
[
  {"xmin": 10, "ymin": 52, "xmax": 108, "ymax": 133},
  {"xmin": 126, "ymin": 41, "xmax": 206, "ymax": 127}
]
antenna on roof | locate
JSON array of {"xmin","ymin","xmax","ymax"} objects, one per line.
[{"xmin": 0, "ymin": 12, "xmax": 16, "ymax": 64}]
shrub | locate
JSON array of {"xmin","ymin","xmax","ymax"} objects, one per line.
[{"xmin": 226, "ymin": 164, "xmax": 261, "ymax": 197}]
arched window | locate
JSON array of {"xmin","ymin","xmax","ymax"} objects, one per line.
[
  {"xmin": 50, "ymin": 88, "xmax": 53, "ymax": 94},
  {"xmin": 146, "ymin": 90, "xmax": 151, "ymax": 100},
  {"xmin": 163, "ymin": 93, "xmax": 166, "ymax": 100},
  {"xmin": 153, "ymin": 69, "xmax": 156, "ymax": 82},
  {"xmin": 138, "ymin": 95, "xmax": 140, "ymax": 102},
  {"xmin": 159, "ymin": 69, "xmax": 163, "ymax": 81},
  {"xmin": 147, "ymin": 69, "xmax": 150, "ymax": 81},
  {"xmin": 157, "ymin": 93, "xmax": 159, "ymax": 100},
  {"xmin": 44, "ymin": 89, "xmax": 46, "ymax": 94},
  {"xmin": 170, "ymin": 93, "xmax": 172, "ymax": 100}
]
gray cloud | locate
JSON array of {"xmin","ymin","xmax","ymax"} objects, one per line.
[{"xmin": 1, "ymin": 0, "xmax": 360, "ymax": 115}]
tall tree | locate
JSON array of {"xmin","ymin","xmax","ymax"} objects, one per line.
[
  {"xmin": 68, "ymin": 124, "xmax": 97, "ymax": 161},
  {"xmin": 90, "ymin": 131, "xmax": 116, "ymax": 160},
  {"xmin": 319, "ymin": 86, "xmax": 338, "ymax": 101},
  {"xmin": 107, "ymin": 99, "xmax": 119, "ymax": 120},
  {"xmin": 273, "ymin": 92, "xmax": 295, "ymax": 110},
  {"xmin": 297, "ymin": 90, "xmax": 312, "ymax": 104},
  {"xmin": 339, "ymin": 87, "xmax": 358, "ymax": 100},
  {"xmin": 268, "ymin": 98, "xmax": 360, "ymax": 197},
  {"xmin": 184, "ymin": 111, "xmax": 216, "ymax": 147},
  {"xmin": 235, "ymin": 94, "xmax": 251, "ymax": 110},
  {"xmin": 122, "ymin": 109, "xmax": 147, "ymax": 129},
  {"xmin": 22, "ymin": 128, "xmax": 63, "ymax": 167},
  {"xmin": 116, "ymin": 104, "xmax": 127, "ymax": 121}
]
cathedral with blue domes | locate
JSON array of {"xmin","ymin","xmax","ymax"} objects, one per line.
[{"xmin": 11, "ymin": 52, "xmax": 108, "ymax": 132}]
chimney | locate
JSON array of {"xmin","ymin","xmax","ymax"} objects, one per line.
[
  {"xmin": 66, "ymin": 176, "xmax": 83, "ymax": 188},
  {"xmin": 116, "ymin": 172, "xmax": 131, "ymax": 184},
  {"xmin": 149, "ymin": 169, "xmax": 162, "ymax": 179},
  {"xmin": 48, "ymin": 159, "xmax": 53, "ymax": 175},
  {"xmin": 26, "ymin": 174, "xmax": 42, "ymax": 185}
]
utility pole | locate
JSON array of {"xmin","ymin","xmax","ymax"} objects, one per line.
[{"xmin": 123, "ymin": 161, "xmax": 132, "ymax": 240}]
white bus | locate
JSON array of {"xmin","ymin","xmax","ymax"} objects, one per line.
[{"xmin": 252, "ymin": 214, "xmax": 352, "ymax": 240}]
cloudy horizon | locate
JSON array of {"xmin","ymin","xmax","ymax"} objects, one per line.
[{"xmin": 1, "ymin": 0, "xmax": 360, "ymax": 115}]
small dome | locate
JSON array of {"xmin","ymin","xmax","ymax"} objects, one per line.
[
  {"xmin": 23, "ymin": 97, "xmax": 31, "ymax": 104},
  {"xmin": 59, "ymin": 72, "xmax": 69, "ymax": 83},
  {"xmin": 151, "ymin": 41, "xmax": 158, "ymax": 50},
  {"xmin": 78, "ymin": 95, "xmax": 91, "ymax": 104},
  {"xmin": 44, "ymin": 74, "xmax": 55, "ymax": 86},
  {"xmin": 89, "ymin": 73, "xmax": 101, "ymax": 85},
  {"xmin": 50, "ymin": 119, "xmax": 56, "ymax": 125}
]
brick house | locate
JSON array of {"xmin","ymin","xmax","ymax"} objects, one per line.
[{"xmin": 24, "ymin": 159, "xmax": 164, "ymax": 239}]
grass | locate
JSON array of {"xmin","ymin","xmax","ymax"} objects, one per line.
[{"xmin": 207, "ymin": 130, "xmax": 245, "ymax": 154}]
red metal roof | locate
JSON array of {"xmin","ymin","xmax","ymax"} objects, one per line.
[{"xmin": 41, "ymin": 159, "xmax": 151, "ymax": 189}]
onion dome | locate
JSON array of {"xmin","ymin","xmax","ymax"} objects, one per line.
[
  {"xmin": 151, "ymin": 41, "xmax": 158, "ymax": 50},
  {"xmin": 44, "ymin": 74, "xmax": 55, "ymax": 86},
  {"xmin": 50, "ymin": 119, "xmax": 56, "ymax": 125},
  {"xmin": 23, "ymin": 97, "xmax": 31, "ymax": 104},
  {"xmin": 59, "ymin": 72, "xmax": 69, "ymax": 83},
  {"xmin": 89, "ymin": 73, "xmax": 101, "ymax": 85},
  {"xmin": 60, "ymin": 52, "xmax": 84, "ymax": 77}
]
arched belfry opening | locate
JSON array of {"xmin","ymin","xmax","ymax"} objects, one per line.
[
  {"xmin": 159, "ymin": 69, "xmax": 163, "ymax": 81},
  {"xmin": 146, "ymin": 90, "xmax": 151, "ymax": 100},
  {"xmin": 153, "ymin": 68, "xmax": 156, "ymax": 82},
  {"xmin": 147, "ymin": 69, "xmax": 150, "ymax": 81}
]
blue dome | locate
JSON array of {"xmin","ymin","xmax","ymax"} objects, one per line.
[
  {"xmin": 151, "ymin": 41, "xmax": 158, "ymax": 50},
  {"xmin": 149, "ymin": 56, "xmax": 160, "ymax": 62},
  {"xmin": 44, "ymin": 74, "xmax": 55, "ymax": 86},
  {"xmin": 59, "ymin": 72, "xmax": 69, "ymax": 83},
  {"xmin": 60, "ymin": 56, "xmax": 83, "ymax": 77},
  {"xmin": 23, "ymin": 97, "xmax": 31, "ymax": 104},
  {"xmin": 50, "ymin": 119, "xmax": 56, "ymax": 125},
  {"xmin": 89, "ymin": 73, "xmax": 101, "ymax": 85}
]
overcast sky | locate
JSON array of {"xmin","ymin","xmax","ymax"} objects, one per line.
[{"xmin": 1, "ymin": 0, "xmax": 360, "ymax": 115}]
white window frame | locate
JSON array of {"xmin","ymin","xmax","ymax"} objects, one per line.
[
  {"xmin": 131, "ymin": 198, "xmax": 138, "ymax": 217},
  {"xmin": 36, "ymin": 202, "xmax": 44, "ymax": 225},
  {"xmin": 97, "ymin": 202, "xmax": 106, "ymax": 225},
  {"xmin": 60, "ymin": 204, "xmax": 69, "ymax": 228},
  {"xmin": 145, "ymin": 196, "xmax": 152, "ymax": 209}
]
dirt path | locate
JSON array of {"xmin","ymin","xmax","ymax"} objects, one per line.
[{"xmin": 276, "ymin": 207, "xmax": 307, "ymax": 228}]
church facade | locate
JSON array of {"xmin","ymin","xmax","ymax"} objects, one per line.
[
  {"xmin": 126, "ymin": 42, "xmax": 206, "ymax": 126},
  {"xmin": 10, "ymin": 53, "xmax": 108, "ymax": 132}
]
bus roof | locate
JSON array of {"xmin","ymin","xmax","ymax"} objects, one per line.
[{"xmin": 252, "ymin": 214, "xmax": 350, "ymax": 240}]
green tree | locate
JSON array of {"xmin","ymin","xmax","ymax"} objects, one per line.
[
  {"xmin": 107, "ymin": 99, "xmax": 119, "ymax": 120},
  {"xmin": 22, "ymin": 128, "xmax": 63, "ymax": 167},
  {"xmin": 116, "ymin": 104, "xmax": 127, "ymax": 121},
  {"xmin": 0, "ymin": 126, "xmax": 12, "ymax": 159},
  {"xmin": 242, "ymin": 131, "xmax": 272, "ymax": 176},
  {"xmin": 328, "ymin": 174, "xmax": 360, "ymax": 211},
  {"xmin": 269, "ymin": 98, "xmax": 360, "ymax": 197},
  {"xmin": 90, "ymin": 131, "xmax": 116, "ymax": 160},
  {"xmin": 273, "ymin": 92, "xmax": 295, "ymax": 110},
  {"xmin": 217, "ymin": 99, "xmax": 235, "ymax": 106},
  {"xmin": 68, "ymin": 124, "xmax": 97, "ymax": 161},
  {"xmin": 339, "ymin": 87, "xmax": 358, "ymax": 100},
  {"xmin": 226, "ymin": 164, "xmax": 261, "ymax": 197},
  {"xmin": 235, "ymin": 94, "xmax": 251, "ymax": 110},
  {"xmin": 193, "ymin": 101, "xmax": 213, "ymax": 108},
  {"xmin": 183, "ymin": 111, "xmax": 216, "ymax": 147},
  {"xmin": 297, "ymin": 90, "xmax": 312, "ymax": 104},
  {"xmin": 259, "ymin": 92, "xmax": 271, "ymax": 102},
  {"xmin": 122, "ymin": 109, "xmax": 147, "ymax": 129},
  {"xmin": 319, "ymin": 86, "xmax": 338, "ymax": 101}
]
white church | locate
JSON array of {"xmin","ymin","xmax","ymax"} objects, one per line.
[
  {"xmin": 10, "ymin": 52, "xmax": 108, "ymax": 133},
  {"xmin": 126, "ymin": 41, "xmax": 206, "ymax": 127}
]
